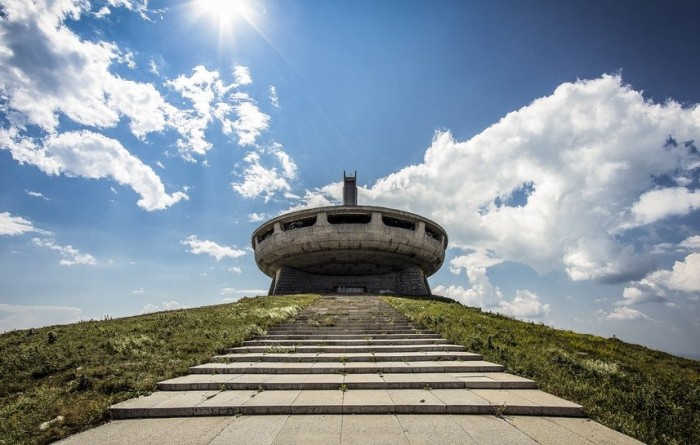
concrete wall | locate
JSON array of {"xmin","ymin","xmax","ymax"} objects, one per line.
[
  {"xmin": 253, "ymin": 206, "xmax": 447, "ymax": 278},
  {"xmin": 271, "ymin": 266, "xmax": 430, "ymax": 296}
]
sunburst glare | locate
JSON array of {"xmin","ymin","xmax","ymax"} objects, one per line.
[{"xmin": 189, "ymin": 0, "xmax": 260, "ymax": 42}]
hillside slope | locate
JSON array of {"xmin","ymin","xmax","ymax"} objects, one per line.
[
  {"xmin": 0, "ymin": 295, "xmax": 319, "ymax": 445},
  {"xmin": 384, "ymin": 296, "xmax": 700, "ymax": 445},
  {"xmin": 1, "ymin": 294, "xmax": 697, "ymax": 445}
]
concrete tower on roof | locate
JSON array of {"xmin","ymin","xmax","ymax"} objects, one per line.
[{"xmin": 252, "ymin": 172, "xmax": 447, "ymax": 295}]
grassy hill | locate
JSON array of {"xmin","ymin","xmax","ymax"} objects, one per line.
[
  {"xmin": 384, "ymin": 296, "xmax": 700, "ymax": 445},
  {"xmin": 0, "ymin": 295, "xmax": 319, "ymax": 445},
  {"xmin": 0, "ymin": 294, "xmax": 697, "ymax": 445}
]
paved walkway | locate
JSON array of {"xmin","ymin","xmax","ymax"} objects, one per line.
[
  {"xmin": 56, "ymin": 414, "xmax": 642, "ymax": 444},
  {"xmin": 56, "ymin": 296, "xmax": 642, "ymax": 444}
]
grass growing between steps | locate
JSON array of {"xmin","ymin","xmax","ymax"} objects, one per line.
[
  {"xmin": 0, "ymin": 295, "xmax": 318, "ymax": 445},
  {"xmin": 384, "ymin": 296, "xmax": 700, "ymax": 445}
]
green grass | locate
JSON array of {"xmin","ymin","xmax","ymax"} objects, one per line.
[
  {"xmin": 4, "ymin": 293, "xmax": 698, "ymax": 445},
  {"xmin": 384, "ymin": 296, "xmax": 700, "ymax": 445},
  {"xmin": 0, "ymin": 295, "xmax": 319, "ymax": 445}
]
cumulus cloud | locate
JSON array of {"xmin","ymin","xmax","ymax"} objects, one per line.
[
  {"xmin": 0, "ymin": 0, "xmax": 173, "ymax": 136},
  {"xmin": 667, "ymin": 253, "xmax": 700, "ymax": 292},
  {"xmin": 294, "ymin": 75, "xmax": 700, "ymax": 289},
  {"xmin": 282, "ymin": 183, "xmax": 342, "ymax": 213},
  {"xmin": 230, "ymin": 101, "xmax": 271, "ymax": 146},
  {"xmin": 0, "ymin": 212, "xmax": 48, "ymax": 236},
  {"xmin": 620, "ymin": 248, "xmax": 700, "ymax": 307},
  {"xmin": 32, "ymin": 238, "xmax": 97, "ymax": 266},
  {"xmin": 232, "ymin": 151, "xmax": 294, "ymax": 201},
  {"xmin": 620, "ymin": 275, "xmax": 669, "ymax": 305},
  {"xmin": 603, "ymin": 306, "xmax": 652, "ymax": 321},
  {"xmin": 680, "ymin": 236, "xmax": 700, "ymax": 251},
  {"xmin": 563, "ymin": 238, "xmax": 653, "ymax": 283},
  {"xmin": 167, "ymin": 65, "xmax": 271, "ymax": 151},
  {"xmin": 0, "ymin": 129, "xmax": 189, "ymax": 211},
  {"xmin": 233, "ymin": 65, "xmax": 252, "ymax": 86},
  {"xmin": 248, "ymin": 212, "xmax": 268, "ymax": 222},
  {"xmin": 449, "ymin": 249, "xmax": 503, "ymax": 273},
  {"xmin": 142, "ymin": 300, "xmax": 187, "ymax": 314},
  {"xmin": 181, "ymin": 235, "xmax": 246, "ymax": 261},
  {"xmin": 0, "ymin": 303, "xmax": 84, "ymax": 332},
  {"xmin": 0, "ymin": 2, "xmax": 282, "ymax": 213},
  {"xmin": 497, "ymin": 290, "xmax": 551, "ymax": 319},
  {"xmin": 628, "ymin": 188, "xmax": 700, "ymax": 227}
]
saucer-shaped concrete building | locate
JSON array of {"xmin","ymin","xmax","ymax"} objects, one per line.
[{"xmin": 252, "ymin": 172, "xmax": 447, "ymax": 295}]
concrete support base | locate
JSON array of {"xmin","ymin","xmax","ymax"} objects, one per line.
[{"xmin": 269, "ymin": 266, "xmax": 430, "ymax": 296}]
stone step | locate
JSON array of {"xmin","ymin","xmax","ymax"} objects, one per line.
[
  {"xmin": 110, "ymin": 388, "xmax": 583, "ymax": 418},
  {"xmin": 270, "ymin": 323, "xmax": 428, "ymax": 333},
  {"xmin": 266, "ymin": 329, "xmax": 431, "ymax": 335},
  {"xmin": 259, "ymin": 333, "xmax": 443, "ymax": 340},
  {"xmin": 212, "ymin": 351, "xmax": 480, "ymax": 363},
  {"xmin": 190, "ymin": 360, "xmax": 505, "ymax": 374},
  {"xmin": 156, "ymin": 372, "xmax": 537, "ymax": 391},
  {"xmin": 243, "ymin": 338, "xmax": 450, "ymax": 346},
  {"xmin": 231, "ymin": 344, "xmax": 467, "ymax": 354}
]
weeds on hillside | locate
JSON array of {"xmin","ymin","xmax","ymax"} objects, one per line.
[
  {"xmin": 384, "ymin": 296, "xmax": 700, "ymax": 445},
  {"xmin": 0, "ymin": 295, "xmax": 318, "ymax": 445}
]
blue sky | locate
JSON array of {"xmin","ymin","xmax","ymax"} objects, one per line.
[{"xmin": 2, "ymin": 0, "xmax": 700, "ymax": 359}]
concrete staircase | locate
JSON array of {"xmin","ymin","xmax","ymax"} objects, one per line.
[{"xmin": 111, "ymin": 296, "xmax": 583, "ymax": 418}]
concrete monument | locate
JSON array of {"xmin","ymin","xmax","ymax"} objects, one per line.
[{"xmin": 252, "ymin": 172, "xmax": 447, "ymax": 295}]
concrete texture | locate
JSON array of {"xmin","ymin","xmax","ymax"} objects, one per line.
[
  {"xmin": 252, "ymin": 206, "xmax": 447, "ymax": 295},
  {"xmin": 56, "ymin": 415, "xmax": 644, "ymax": 445}
]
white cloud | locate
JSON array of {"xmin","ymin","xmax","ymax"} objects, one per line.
[
  {"xmin": 0, "ymin": 3, "xmax": 276, "ymax": 183},
  {"xmin": 141, "ymin": 300, "xmax": 187, "ymax": 314},
  {"xmin": 0, "ymin": 212, "xmax": 48, "ymax": 236},
  {"xmin": 181, "ymin": 235, "xmax": 246, "ymax": 261},
  {"xmin": 449, "ymin": 249, "xmax": 503, "ymax": 272},
  {"xmin": 25, "ymin": 190, "xmax": 49, "ymax": 200},
  {"xmin": 0, "ymin": 303, "xmax": 84, "ymax": 332},
  {"xmin": 282, "ymin": 183, "xmax": 341, "ymax": 213},
  {"xmin": 628, "ymin": 188, "xmax": 700, "ymax": 227},
  {"xmin": 148, "ymin": 58, "xmax": 160, "ymax": 75},
  {"xmin": 167, "ymin": 65, "xmax": 271, "ymax": 151},
  {"xmin": 94, "ymin": 6, "xmax": 111, "ymax": 18},
  {"xmin": 104, "ymin": 0, "xmax": 163, "ymax": 21},
  {"xmin": 233, "ymin": 65, "xmax": 252, "ymax": 86},
  {"xmin": 433, "ymin": 281, "xmax": 549, "ymax": 320},
  {"xmin": 269, "ymin": 85, "xmax": 280, "ymax": 108},
  {"xmin": 232, "ymin": 152, "xmax": 292, "ymax": 201},
  {"xmin": 132, "ymin": 288, "xmax": 145, "ymax": 294},
  {"xmin": 231, "ymin": 101, "xmax": 270, "ymax": 146},
  {"xmin": 435, "ymin": 260, "xmax": 499, "ymax": 307},
  {"xmin": 620, "ymin": 277, "xmax": 669, "ymax": 305},
  {"xmin": 563, "ymin": 238, "xmax": 653, "ymax": 283},
  {"xmin": 1, "ymin": 129, "xmax": 188, "ymax": 211},
  {"xmin": 619, "ymin": 251, "xmax": 700, "ymax": 307},
  {"xmin": 273, "ymin": 146, "xmax": 298, "ymax": 179},
  {"xmin": 248, "ymin": 212, "xmax": 268, "ymax": 222},
  {"xmin": 32, "ymin": 237, "xmax": 97, "ymax": 266},
  {"xmin": 229, "ymin": 266, "xmax": 242, "ymax": 275},
  {"xmin": 0, "ymin": 1, "xmax": 171, "ymax": 136},
  {"xmin": 286, "ymin": 75, "xmax": 700, "ymax": 286},
  {"xmin": 668, "ymin": 253, "xmax": 700, "ymax": 292},
  {"xmin": 497, "ymin": 290, "xmax": 550, "ymax": 319},
  {"xmin": 680, "ymin": 236, "xmax": 700, "ymax": 251},
  {"xmin": 604, "ymin": 306, "xmax": 651, "ymax": 321}
]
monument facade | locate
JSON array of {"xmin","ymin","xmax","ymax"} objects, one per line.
[{"xmin": 252, "ymin": 172, "xmax": 447, "ymax": 295}]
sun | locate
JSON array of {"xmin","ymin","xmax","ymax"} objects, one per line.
[{"xmin": 190, "ymin": 0, "xmax": 256, "ymax": 31}]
